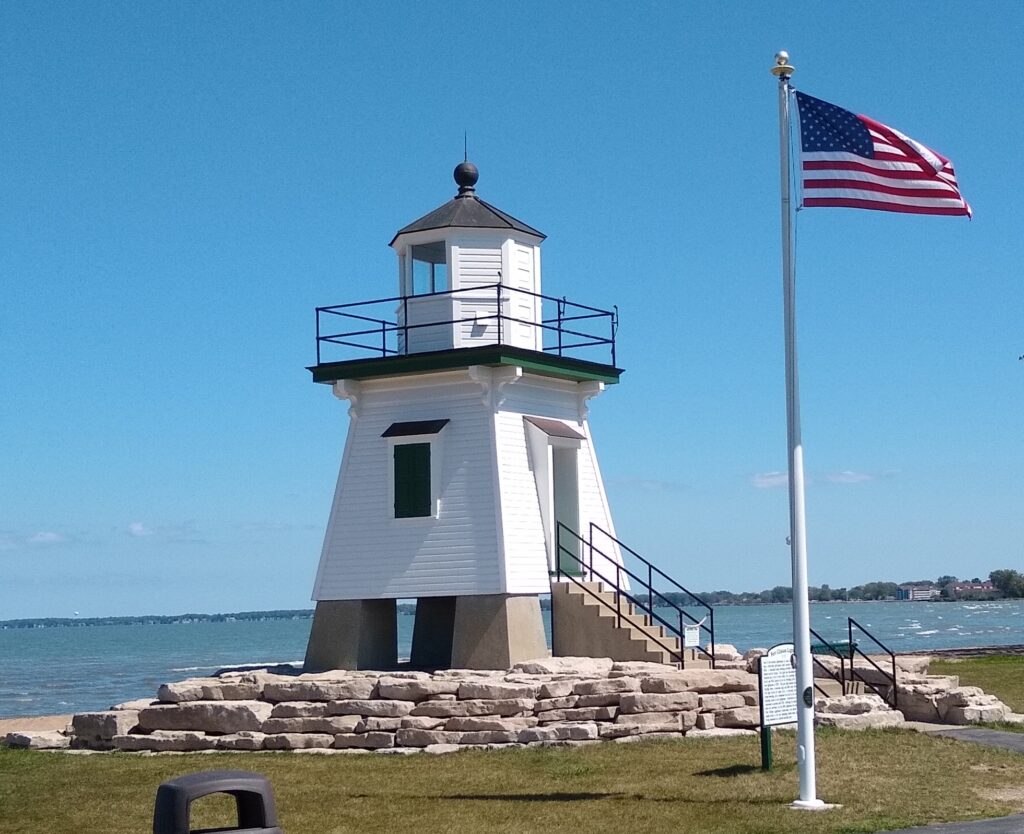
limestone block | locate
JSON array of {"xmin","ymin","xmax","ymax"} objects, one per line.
[
  {"xmin": 694, "ymin": 713, "xmax": 715, "ymax": 730},
  {"xmin": 710, "ymin": 643, "xmax": 742, "ymax": 662},
  {"xmin": 355, "ymin": 717, "xmax": 404, "ymax": 733},
  {"xmin": 620, "ymin": 692, "xmax": 698, "ymax": 714},
  {"xmin": 214, "ymin": 732, "xmax": 266, "ymax": 751},
  {"xmin": 518, "ymin": 723, "xmax": 599, "ymax": 743},
  {"xmin": 400, "ymin": 716, "xmax": 447, "ymax": 730},
  {"xmin": 459, "ymin": 731, "xmax": 519, "ymax": 744},
  {"xmin": 376, "ymin": 678, "xmax": 462, "ymax": 701},
  {"xmin": 946, "ymin": 704, "xmax": 1010, "ymax": 724},
  {"xmin": 895, "ymin": 656, "xmax": 931, "ymax": 675},
  {"xmin": 458, "ymin": 681, "xmax": 541, "ymax": 700},
  {"xmin": 432, "ymin": 669, "xmax": 503, "ymax": 679},
  {"xmin": 424, "ymin": 743, "xmax": 462, "ymax": 754},
  {"xmin": 3, "ymin": 731, "xmax": 70, "ymax": 750},
  {"xmin": 714, "ymin": 660, "xmax": 748, "ymax": 670},
  {"xmin": 428, "ymin": 694, "xmax": 458, "ymax": 701},
  {"xmin": 688, "ymin": 727, "xmax": 757, "ymax": 737},
  {"xmin": 641, "ymin": 669, "xmax": 757, "ymax": 695},
  {"xmin": 610, "ymin": 661, "xmax": 676, "ymax": 677},
  {"xmin": 377, "ymin": 747, "xmax": 421, "ymax": 756},
  {"xmin": 262, "ymin": 716, "xmax": 361, "ymax": 734},
  {"xmin": 334, "ymin": 732, "xmax": 395, "ymax": 750},
  {"xmin": 113, "ymin": 731, "xmax": 215, "ymax": 752},
  {"xmin": 411, "ymin": 698, "xmax": 535, "ymax": 718},
  {"xmin": 160, "ymin": 677, "xmax": 264, "ymax": 703},
  {"xmin": 575, "ymin": 693, "xmax": 622, "ymax": 707},
  {"xmin": 264, "ymin": 733, "xmax": 335, "ymax": 750},
  {"xmin": 815, "ymin": 694, "xmax": 888, "ymax": 715},
  {"xmin": 534, "ymin": 696, "xmax": 579, "ymax": 711},
  {"xmin": 72, "ymin": 710, "xmax": 139, "ymax": 741},
  {"xmin": 270, "ymin": 702, "xmax": 330, "ymax": 719},
  {"xmin": 536, "ymin": 707, "xmax": 616, "ymax": 723},
  {"xmin": 614, "ymin": 711, "xmax": 682, "ymax": 728},
  {"xmin": 327, "ymin": 699, "xmax": 414, "ymax": 717},
  {"xmin": 156, "ymin": 677, "xmax": 217, "ymax": 703},
  {"xmin": 742, "ymin": 693, "xmax": 759, "ymax": 706},
  {"xmin": 263, "ymin": 678, "xmax": 377, "ymax": 702},
  {"xmin": 599, "ymin": 723, "xmax": 644, "ymax": 739},
  {"xmin": 743, "ymin": 648, "xmax": 767, "ymax": 674},
  {"xmin": 941, "ymin": 686, "xmax": 986, "ymax": 708},
  {"xmin": 715, "ymin": 707, "xmax": 760, "ymax": 729},
  {"xmin": 504, "ymin": 674, "xmax": 555, "ymax": 685},
  {"xmin": 696, "ymin": 693, "xmax": 746, "ymax": 712},
  {"xmin": 395, "ymin": 729, "xmax": 465, "ymax": 747},
  {"xmin": 816, "ymin": 711, "xmax": 905, "ymax": 730},
  {"xmin": 512, "ymin": 657, "xmax": 613, "ymax": 677},
  {"xmin": 538, "ymin": 681, "xmax": 576, "ymax": 699},
  {"xmin": 111, "ymin": 698, "xmax": 158, "ymax": 711},
  {"xmin": 138, "ymin": 701, "xmax": 273, "ymax": 734},
  {"xmin": 573, "ymin": 677, "xmax": 640, "ymax": 696},
  {"xmin": 1003, "ymin": 713, "xmax": 1024, "ymax": 725},
  {"xmin": 444, "ymin": 717, "xmax": 538, "ymax": 732}
]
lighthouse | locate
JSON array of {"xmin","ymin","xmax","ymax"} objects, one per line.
[{"xmin": 303, "ymin": 162, "xmax": 627, "ymax": 672}]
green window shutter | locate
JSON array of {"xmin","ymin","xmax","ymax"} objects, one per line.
[{"xmin": 394, "ymin": 443, "xmax": 432, "ymax": 518}]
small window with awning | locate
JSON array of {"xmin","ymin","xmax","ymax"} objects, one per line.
[{"xmin": 383, "ymin": 420, "xmax": 448, "ymax": 519}]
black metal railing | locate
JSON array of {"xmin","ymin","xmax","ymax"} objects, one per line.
[
  {"xmin": 808, "ymin": 627, "xmax": 849, "ymax": 698},
  {"xmin": 553, "ymin": 522, "xmax": 715, "ymax": 668},
  {"xmin": 848, "ymin": 617, "xmax": 899, "ymax": 708},
  {"xmin": 588, "ymin": 524, "xmax": 715, "ymax": 666},
  {"xmin": 314, "ymin": 283, "xmax": 618, "ymax": 367}
]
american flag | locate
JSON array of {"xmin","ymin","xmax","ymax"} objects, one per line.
[{"xmin": 794, "ymin": 91, "xmax": 971, "ymax": 217}]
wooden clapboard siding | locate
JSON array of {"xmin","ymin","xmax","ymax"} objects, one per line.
[
  {"xmin": 493, "ymin": 408, "xmax": 550, "ymax": 594},
  {"xmin": 313, "ymin": 376, "xmax": 501, "ymax": 600}
]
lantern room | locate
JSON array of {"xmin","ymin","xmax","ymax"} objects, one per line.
[{"xmin": 389, "ymin": 161, "xmax": 546, "ymax": 354}]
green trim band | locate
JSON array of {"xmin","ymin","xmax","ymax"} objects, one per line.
[{"xmin": 310, "ymin": 345, "xmax": 622, "ymax": 385}]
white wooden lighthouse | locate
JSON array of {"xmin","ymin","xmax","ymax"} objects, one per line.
[{"xmin": 304, "ymin": 162, "xmax": 626, "ymax": 671}]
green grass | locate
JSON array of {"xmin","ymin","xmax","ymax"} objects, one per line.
[
  {"xmin": 4, "ymin": 729, "xmax": 1024, "ymax": 833},
  {"xmin": 930, "ymin": 655, "xmax": 1024, "ymax": 732}
]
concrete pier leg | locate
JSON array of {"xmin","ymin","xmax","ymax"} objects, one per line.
[
  {"xmin": 303, "ymin": 599, "xmax": 397, "ymax": 672},
  {"xmin": 450, "ymin": 594, "xmax": 548, "ymax": 670},
  {"xmin": 410, "ymin": 596, "xmax": 456, "ymax": 668}
]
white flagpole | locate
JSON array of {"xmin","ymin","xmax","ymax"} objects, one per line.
[{"xmin": 771, "ymin": 50, "xmax": 825, "ymax": 810}]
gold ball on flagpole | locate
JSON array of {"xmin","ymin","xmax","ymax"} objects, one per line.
[{"xmin": 771, "ymin": 51, "xmax": 795, "ymax": 77}]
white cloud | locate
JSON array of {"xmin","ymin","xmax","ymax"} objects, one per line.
[
  {"xmin": 128, "ymin": 522, "xmax": 153, "ymax": 537},
  {"xmin": 824, "ymin": 470, "xmax": 874, "ymax": 484},
  {"xmin": 750, "ymin": 471, "xmax": 790, "ymax": 489},
  {"xmin": 28, "ymin": 531, "xmax": 65, "ymax": 545}
]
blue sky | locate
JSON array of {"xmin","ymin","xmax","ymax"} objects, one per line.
[{"xmin": 2, "ymin": 2, "xmax": 1021, "ymax": 619}]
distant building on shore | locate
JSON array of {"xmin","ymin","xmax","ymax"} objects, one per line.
[
  {"xmin": 946, "ymin": 581, "xmax": 997, "ymax": 600},
  {"xmin": 897, "ymin": 584, "xmax": 940, "ymax": 601}
]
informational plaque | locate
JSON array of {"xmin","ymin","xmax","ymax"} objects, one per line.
[
  {"xmin": 758, "ymin": 642, "xmax": 798, "ymax": 727},
  {"xmin": 683, "ymin": 624, "xmax": 700, "ymax": 648}
]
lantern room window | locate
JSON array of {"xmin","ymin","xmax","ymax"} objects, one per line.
[{"xmin": 410, "ymin": 242, "xmax": 448, "ymax": 295}]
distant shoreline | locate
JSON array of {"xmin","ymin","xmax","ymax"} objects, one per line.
[{"xmin": 0, "ymin": 596, "xmax": 1002, "ymax": 630}]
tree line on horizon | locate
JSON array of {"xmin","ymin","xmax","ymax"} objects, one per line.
[{"xmin": 657, "ymin": 568, "xmax": 1024, "ymax": 606}]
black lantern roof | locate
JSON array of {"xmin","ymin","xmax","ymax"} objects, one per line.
[{"xmin": 390, "ymin": 161, "xmax": 545, "ymax": 244}]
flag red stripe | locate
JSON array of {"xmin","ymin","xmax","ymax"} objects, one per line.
[
  {"xmin": 803, "ymin": 160, "xmax": 948, "ymax": 181},
  {"xmin": 803, "ymin": 197, "xmax": 970, "ymax": 216},
  {"xmin": 804, "ymin": 179, "xmax": 963, "ymax": 199}
]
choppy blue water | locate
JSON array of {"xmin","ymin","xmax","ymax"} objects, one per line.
[{"xmin": 3, "ymin": 600, "xmax": 1022, "ymax": 718}]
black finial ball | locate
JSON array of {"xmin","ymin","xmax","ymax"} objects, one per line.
[{"xmin": 454, "ymin": 161, "xmax": 479, "ymax": 191}]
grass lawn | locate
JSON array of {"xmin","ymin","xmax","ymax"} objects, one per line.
[
  {"xmin": 4, "ymin": 729, "xmax": 1024, "ymax": 834},
  {"xmin": 930, "ymin": 655, "xmax": 1024, "ymax": 713}
]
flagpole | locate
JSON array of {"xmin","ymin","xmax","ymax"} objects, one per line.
[{"xmin": 771, "ymin": 50, "xmax": 825, "ymax": 810}]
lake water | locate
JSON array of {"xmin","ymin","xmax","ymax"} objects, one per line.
[{"xmin": 3, "ymin": 599, "xmax": 1023, "ymax": 718}]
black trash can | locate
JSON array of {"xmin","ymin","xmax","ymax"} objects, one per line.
[{"xmin": 153, "ymin": 770, "xmax": 283, "ymax": 834}]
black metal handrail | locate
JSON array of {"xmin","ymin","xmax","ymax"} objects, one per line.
[
  {"xmin": 808, "ymin": 627, "xmax": 848, "ymax": 698},
  {"xmin": 554, "ymin": 525, "xmax": 691, "ymax": 668},
  {"xmin": 589, "ymin": 523, "xmax": 715, "ymax": 664},
  {"xmin": 848, "ymin": 617, "xmax": 899, "ymax": 708},
  {"xmin": 315, "ymin": 283, "xmax": 618, "ymax": 367}
]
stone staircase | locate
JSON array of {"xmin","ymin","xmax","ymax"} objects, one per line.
[{"xmin": 550, "ymin": 580, "xmax": 712, "ymax": 667}]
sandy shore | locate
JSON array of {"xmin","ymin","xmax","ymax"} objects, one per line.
[{"xmin": 0, "ymin": 714, "xmax": 73, "ymax": 734}]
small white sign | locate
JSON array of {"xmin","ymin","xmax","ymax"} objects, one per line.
[
  {"xmin": 683, "ymin": 625, "xmax": 701, "ymax": 648},
  {"xmin": 759, "ymin": 642, "xmax": 798, "ymax": 727}
]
